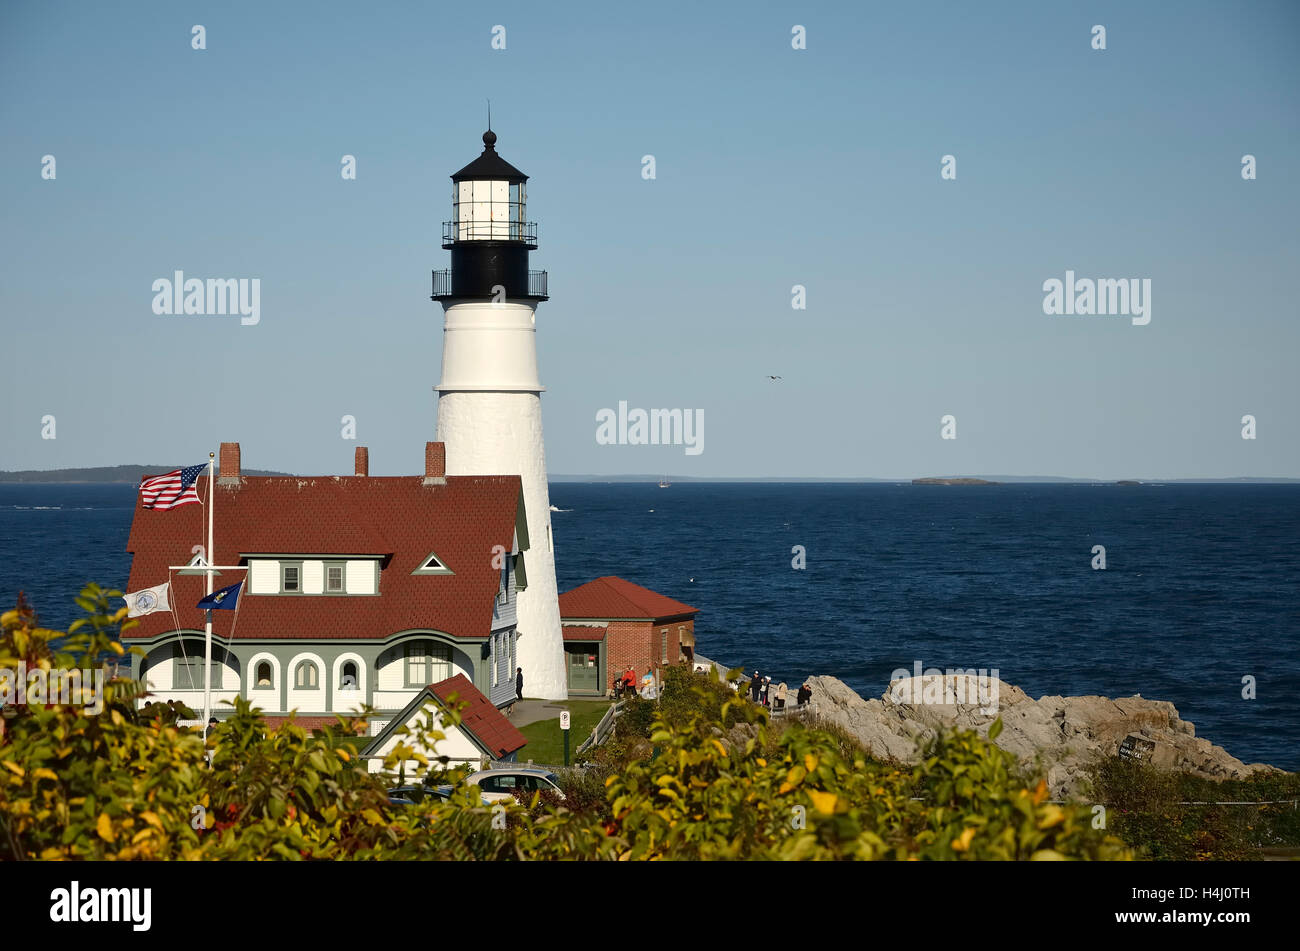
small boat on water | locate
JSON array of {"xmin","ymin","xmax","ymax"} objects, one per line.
[{"xmin": 658, "ymin": 476, "xmax": 671, "ymax": 488}]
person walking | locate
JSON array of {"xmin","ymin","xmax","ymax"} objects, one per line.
[{"xmin": 515, "ymin": 667, "xmax": 524, "ymax": 701}]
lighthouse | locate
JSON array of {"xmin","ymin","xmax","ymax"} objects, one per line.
[{"xmin": 431, "ymin": 129, "xmax": 566, "ymax": 700}]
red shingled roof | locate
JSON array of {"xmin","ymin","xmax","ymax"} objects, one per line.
[
  {"xmin": 559, "ymin": 576, "xmax": 697, "ymax": 621},
  {"xmin": 562, "ymin": 624, "xmax": 607, "ymax": 641},
  {"xmin": 123, "ymin": 473, "xmax": 523, "ymax": 641},
  {"xmin": 430, "ymin": 674, "xmax": 526, "ymax": 757}
]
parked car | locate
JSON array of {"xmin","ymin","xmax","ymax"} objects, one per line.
[
  {"xmin": 387, "ymin": 784, "xmax": 453, "ymax": 806},
  {"xmin": 387, "ymin": 784, "xmax": 491, "ymax": 807},
  {"xmin": 464, "ymin": 768, "xmax": 566, "ymax": 803}
]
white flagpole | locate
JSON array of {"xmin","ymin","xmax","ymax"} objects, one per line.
[{"xmin": 202, "ymin": 451, "xmax": 214, "ymax": 738}]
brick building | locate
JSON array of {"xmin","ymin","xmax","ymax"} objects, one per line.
[{"xmin": 558, "ymin": 576, "xmax": 698, "ymax": 697}]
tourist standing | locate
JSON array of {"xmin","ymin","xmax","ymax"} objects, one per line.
[
  {"xmin": 797, "ymin": 682, "xmax": 812, "ymax": 707},
  {"xmin": 749, "ymin": 671, "xmax": 762, "ymax": 703},
  {"xmin": 775, "ymin": 682, "xmax": 788, "ymax": 710},
  {"xmin": 516, "ymin": 667, "xmax": 524, "ymax": 701}
]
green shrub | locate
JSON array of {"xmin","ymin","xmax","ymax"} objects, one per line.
[
  {"xmin": 1093, "ymin": 757, "xmax": 1300, "ymax": 860},
  {"xmin": 0, "ymin": 586, "xmax": 1135, "ymax": 861}
]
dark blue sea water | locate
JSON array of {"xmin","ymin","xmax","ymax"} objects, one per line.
[{"xmin": 2, "ymin": 482, "xmax": 1298, "ymax": 770}]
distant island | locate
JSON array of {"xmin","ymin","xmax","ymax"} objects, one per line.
[
  {"xmin": 6, "ymin": 467, "xmax": 1299, "ymax": 485},
  {"xmin": 552, "ymin": 474, "xmax": 1300, "ymax": 484},
  {"xmin": 911, "ymin": 477, "xmax": 1001, "ymax": 486},
  {"xmin": 0, "ymin": 465, "xmax": 290, "ymax": 484}
]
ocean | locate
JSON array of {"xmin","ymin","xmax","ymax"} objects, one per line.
[{"xmin": 2, "ymin": 482, "xmax": 1297, "ymax": 770}]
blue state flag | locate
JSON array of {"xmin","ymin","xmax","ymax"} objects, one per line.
[{"xmin": 197, "ymin": 581, "xmax": 242, "ymax": 611}]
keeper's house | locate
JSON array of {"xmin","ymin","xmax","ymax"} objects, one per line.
[
  {"xmin": 122, "ymin": 441, "xmax": 529, "ymax": 737},
  {"xmin": 558, "ymin": 576, "xmax": 698, "ymax": 696}
]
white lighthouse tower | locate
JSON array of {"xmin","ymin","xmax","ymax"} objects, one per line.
[{"xmin": 432, "ymin": 129, "xmax": 566, "ymax": 700}]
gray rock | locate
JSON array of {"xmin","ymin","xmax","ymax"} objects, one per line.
[{"xmin": 796, "ymin": 674, "xmax": 1281, "ymax": 799}]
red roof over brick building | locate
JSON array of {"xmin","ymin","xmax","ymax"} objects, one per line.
[
  {"xmin": 558, "ymin": 576, "xmax": 697, "ymax": 621},
  {"xmin": 559, "ymin": 577, "xmax": 699, "ymax": 698}
]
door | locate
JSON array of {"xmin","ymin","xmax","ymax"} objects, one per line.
[{"xmin": 566, "ymin": 648, "xmax": 599, "ymax": 694}]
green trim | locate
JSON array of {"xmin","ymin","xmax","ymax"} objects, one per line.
[
  {"xmin": 323, "ymin": 560, "xmax": 346, "ymax": 594},
  {"xmin": 281, "ymin": 561, "xmax": 303, "ymax": 594},
  {"xmin": 558, "ymin": 612, "xmax": 697, "ymax": 624},
  {"xmin": 251, "ymin": 658, "xmax": 276, "ymax": 689},
  {"xmin": 172, "ymin": 641, "xmax": 224, "ymax": 690},
  {"xmin": 293, "ymin": 659, "xmax": 321, "ymax": 689},
  {"xmin": 178, "ymin": 551, "xmax": 221, "ymax": 577},
  {"xmin": 513, "ymin": 552, "xmax": 528, "ymax": 592},
  {"xmin": 361, "ymin": 688, "xmax": 511, "ymax": 763},
  {"xmin": 384, "ymin": 628, "xmax": 486, "ymax": 645},
  {"xmin": 403, "ymin": 641, "xmax": 452, "ymax": 689},
  {"xmin": 239, "ymin": 553, "xmax": 385, "ymax": 560},
  {"xmin": 563, "ymin": 640, "xmax": 606, "ymax": 697},
  {"xmin": 411, "ymin": 550, "xmax": 454, "ymax": 576},
  {"xmin": 124, "ymin": 631, "xmax": 487, "ymax": 649},
  {"xmin": 513, "ymin": 490, "xmax": 530, "ymax": 552}
]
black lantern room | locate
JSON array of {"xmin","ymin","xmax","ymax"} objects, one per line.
[{"xmin": 431, "ymin": 130, "xmax": 548, "ymax": 302}]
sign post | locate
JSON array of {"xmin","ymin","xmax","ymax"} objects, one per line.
[{"xmin": 560, "ymin": 710, "xmax": 571, "ymax": 766}]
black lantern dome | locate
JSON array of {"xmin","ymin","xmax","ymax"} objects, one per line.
[{"xmin": 432, "ymin": 130, "xmax": 547, "ymax": 302}]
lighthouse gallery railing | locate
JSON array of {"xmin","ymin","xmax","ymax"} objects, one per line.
[{"xmin": 431, "ymin": 269, "xmax": 548, "ymax": 299}]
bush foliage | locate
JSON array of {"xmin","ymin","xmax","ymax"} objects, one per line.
[
  {"xmin": 1092, "ymin": 756, "xmax": 1300, "ymax": 860},
  {"xmin": 1, "ymin": 586, "xmax": 1135, "ymax": 860}
]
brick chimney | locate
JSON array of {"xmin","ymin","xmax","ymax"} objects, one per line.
[
  {"xmin": 218, "ymin": 442, "xmax": 241, "ymax": 484},
  {"xmin": 354, "ymin": 446, "xmax": 369, "ymax": 477},
  {"xmin": 423, "ymin": 441, "xmax": 446, "ymax": 485}
]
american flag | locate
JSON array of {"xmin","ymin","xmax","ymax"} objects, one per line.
[{"xmin": 139, "ymin": 464, "xmax": 205, "ymax": 510}]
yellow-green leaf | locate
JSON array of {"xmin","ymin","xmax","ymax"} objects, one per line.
[{"xmin": 808, "ymin": 790, "xmax": 837, "ymax": 815}]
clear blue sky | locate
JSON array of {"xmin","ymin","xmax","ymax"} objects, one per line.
[{"xmin": 2, "ymin": 0, "xmax": 1297, "ymax": 479}]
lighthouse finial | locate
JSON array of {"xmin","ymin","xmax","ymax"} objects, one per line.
[{"xmin": 483, "ymin": 101, "xmax": 497, "ymax": 150}]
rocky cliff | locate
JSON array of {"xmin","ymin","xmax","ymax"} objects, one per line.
[{"xmin": 800, "ymin": 674, "xmax": 1279, "ymax": 799}]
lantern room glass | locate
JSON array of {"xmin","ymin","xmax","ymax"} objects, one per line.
[{"xmin": 453, "ymin": 180, "xmax": 526, "ymax": 240}]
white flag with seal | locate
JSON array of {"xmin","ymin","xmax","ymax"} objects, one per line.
[{"xmin": 122, "ymin": 581, "xmax": 170, "ymax": 618}]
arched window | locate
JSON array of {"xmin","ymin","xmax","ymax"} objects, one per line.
[
  {"xmin": 340, "ymin": 661, "xmax": 358, "ymax": 690},
  {"xmin": 294, "ymin": 661, "xmax": 319, "ymax": 689},
  {"xmin": 256, "ymin": 661, "xmax": 273, "ymax": 687}
]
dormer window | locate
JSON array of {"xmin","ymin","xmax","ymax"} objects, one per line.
[
  {"xmin": 180, "ymin": 550, "xmax": 219, "ymax": 578},
  {"xmin": 325, "ymin": 563, "xmax": 344, "ymax": 593},
  {"xmin": 412, "ymin": 551, "xmax": 454, "ymax": 576},
  {"xmin": 282, "ymin": 563, "xmax": 301, "ymax": 592}
]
